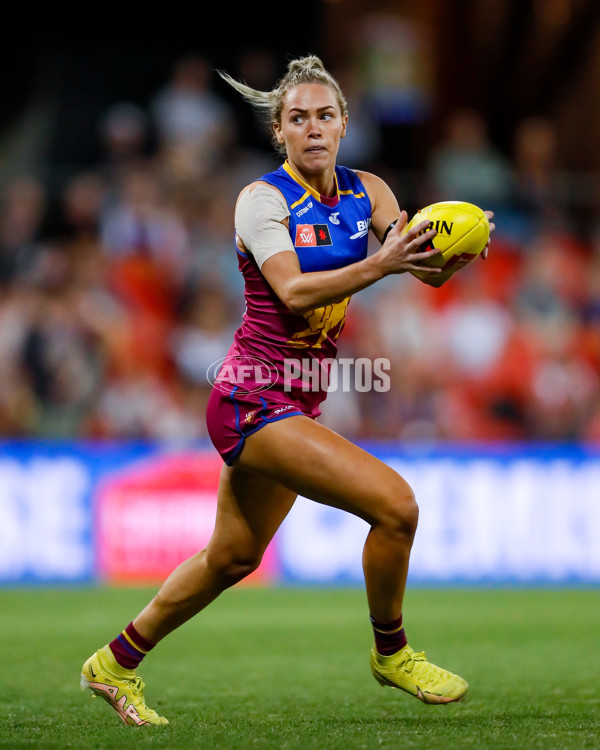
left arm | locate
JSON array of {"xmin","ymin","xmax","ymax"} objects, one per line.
[
  {"xmin": 357, "ymin": 170, "xmax": 446, "ymax": 287},
  {"xmin": 356, "ymin": 170, "xmax": 404, "ymax": 244},
  {"xmin": 356, "ymin": 170, "xmax": 494, "ymax": 286}
]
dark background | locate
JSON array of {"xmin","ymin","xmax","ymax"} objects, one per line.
[
  {"xmin": 2, "ymin": 3, "xmax": 320, "ymax": 169},
  {"xmin": 5, "ymin": 0, "xmax": 600, "ymax": 173}
]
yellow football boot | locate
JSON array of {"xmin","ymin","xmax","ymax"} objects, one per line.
[
  {"xmin": 80, "ymin": 645, "xmax": 168, "ymax": 726},
  {"xmin": 370, "ymin": 644, "xmax": 468, "ymax": 704}
]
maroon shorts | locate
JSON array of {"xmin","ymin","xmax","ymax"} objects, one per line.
[{"xmin": 206, "ymin": 386, "xmax": 307, "ymax": 465}]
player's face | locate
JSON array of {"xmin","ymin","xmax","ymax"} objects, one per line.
[{"xmin": 274, "ymin": 83, "xmax": 347, "ymax": 179}]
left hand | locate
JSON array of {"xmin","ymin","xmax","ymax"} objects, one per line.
[{"xmin": 414, "ymin": 209, "xmax": 496, "ymax": 287}]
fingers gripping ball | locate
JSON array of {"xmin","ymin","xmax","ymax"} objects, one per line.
[{"xmin": 404, "ymin": 201, "xmax": 490, "ymax": 277}]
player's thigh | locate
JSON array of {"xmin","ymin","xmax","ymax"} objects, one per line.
[
  {"xmin": 206, "ymin": 463, "xmax": 297, "ymax": 567},
  {"xmin": 237, "ymin": 415, "xmax": 416, "ymax": 529}
]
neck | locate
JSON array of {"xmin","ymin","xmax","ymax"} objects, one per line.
[{"xmin": 286, "ymin": 159, "xmax": 337, "ymax": 198}]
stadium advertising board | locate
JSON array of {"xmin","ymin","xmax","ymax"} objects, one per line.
[
  {"xmin": 0, "ymin": 452, "xmax": 92, "ymax": 583},
  {"xmin": 0, "ymin": 442, "xmax": 598, "ymax": 585},
  {"xmin": 95, "ymin": 451, "xmax": 277, "ymax": 584},
  {"xmin": 279, "ymin": 446, "xmax": 600, "ymax": 584}
]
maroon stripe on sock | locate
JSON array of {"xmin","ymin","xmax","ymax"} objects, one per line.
[
  {"xmin": 109, "ymin": 635, "xmax": 140, "ymax": 669},
  {"xmin": 108, "ymin": 622, "xmax": 155, "ymax": 669},
  {"xmin": 370, "ymin": 615, "xmax": 408, "ymax": 656},
  {"xmin": 371, "ymin": 615, "xmax": 403, "ymax": 631},
  {"xmin": 125, "ymin": 622, "xmax": 155, "ymax": 652}
]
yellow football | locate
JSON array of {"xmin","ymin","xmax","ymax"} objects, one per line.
[{"xmin": 403, "ymin": 201, "xmax": 490, "ymax": 275}]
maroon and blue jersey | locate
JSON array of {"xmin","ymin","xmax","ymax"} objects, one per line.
[
  {"xmin": 206, "ymin": 161, "xmax": 372, "ymax": 463},
  {"xmin": 264, "ymin": 160, "xmax": 372, "ymax": 273}
]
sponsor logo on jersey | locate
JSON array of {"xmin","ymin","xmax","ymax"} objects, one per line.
[
  {"xmin": 349, "ymin": 218, "xmax": 371, "ymax": 239},
  {"xmin": 295, "ymin": 224, "xmax": 333, "ymax": 247},
  {"xmin": 295, "ymin": 201, "xmax": 313, "ymax": 217},
  {"xmin": 329, "ymin": 212, "xmax": 340, "ymax": 225}
]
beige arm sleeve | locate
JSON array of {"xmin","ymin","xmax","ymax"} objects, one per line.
[{"xmin": 235, "ymin": 183, "xmax": 295, "ymax": 269}]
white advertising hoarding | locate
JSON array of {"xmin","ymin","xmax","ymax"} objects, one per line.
[{"xmin": 278, "ymin": 451, "xmax": 600, "ymax": 584}]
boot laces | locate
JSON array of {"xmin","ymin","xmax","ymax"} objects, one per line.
[
  {"xmin": 129, "ymin": 676, "xmax": 146, "ymax": 699},
  {"xmin": 403, "ymin": 650, "xmax": 446, "ymax": 686}
]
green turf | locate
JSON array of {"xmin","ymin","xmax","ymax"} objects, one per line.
[{"xmin": 0, "ymin": 586, "xmax": 598, "ymax": 749}]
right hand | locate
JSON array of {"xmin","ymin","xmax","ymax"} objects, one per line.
[{"xmin": 375, "ymin": 211, "xmax": 443, "ymax": 279}]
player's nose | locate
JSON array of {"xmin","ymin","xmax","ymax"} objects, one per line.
[{"xmin": 307, "ymin": 117, "xmax": 322, "ymax": 136}]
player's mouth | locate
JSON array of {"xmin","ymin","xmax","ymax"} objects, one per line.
[{"xmin": 305, "ymin": 145, "xmax": 327, "ymax": 153}]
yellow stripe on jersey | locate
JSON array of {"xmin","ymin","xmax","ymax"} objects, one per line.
[
  {"xmin": 283, "ymin": 160, "xmax": 342, "ymax": 205},
  {"xmin": 290, "ymin": 190, "xmax": 312, "ymax": 210},
  {"xmin": 283, "ymin": 160, "xmax": 367, "ymax": 208}
]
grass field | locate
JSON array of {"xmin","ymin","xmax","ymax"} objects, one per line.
[{"xmin": 0, "ymin": 586, "xmax": 598, "ymax": 749}]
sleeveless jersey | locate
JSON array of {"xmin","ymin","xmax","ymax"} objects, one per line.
[{"xmin": 216, "ymin": 160, "xmax": 372, "ymax": 417}]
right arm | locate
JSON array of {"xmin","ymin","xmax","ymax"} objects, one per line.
[
  {"xmin": 236, "ymin": 182, "xmax": 442, "ymax": 315},
  {"xmin": 260, "ymin": 219, "xmax": 439, "ymax": 314}
]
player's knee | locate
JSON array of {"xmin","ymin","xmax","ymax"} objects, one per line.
[
  {"xmin": 206, "ymin": 547, "xmax": 262, "ymax": 587},
  {"xmin": 377, "ymin": 475, "xmax": 419, "ymax": 541},
  {"xmin": 222, "ymin": 556, "xmax": 261, "ymax": 586}
]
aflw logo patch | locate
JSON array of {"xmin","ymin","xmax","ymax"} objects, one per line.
[{"xmin": 295, "ymin": 224, "xmax": 332, "ymax": 247}]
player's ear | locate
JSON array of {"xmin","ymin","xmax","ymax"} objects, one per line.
[
  {"xmin": 272, "ymin": 121, "xmax": 285, "ymax": 145},
  {"xmin": 340, "ymin": 113, "xmax": 348, "ymax": 138}
]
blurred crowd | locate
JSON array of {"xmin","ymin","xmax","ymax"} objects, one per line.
[{"xmin": 1, "ymin": 53, "xmax": 599, "ymax": 445}]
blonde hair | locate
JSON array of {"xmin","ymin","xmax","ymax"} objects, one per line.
[{"xmin": 218, "ymin": 55, "xmax": 348, "ymax": 154}]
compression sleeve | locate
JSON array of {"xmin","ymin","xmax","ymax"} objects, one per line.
[{"xmin": 235, "ymin": 183, "xmax": 295, "ymax": 269}]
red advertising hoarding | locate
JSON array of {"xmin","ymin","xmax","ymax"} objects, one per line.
[{"xmin": 95, "ymin": 451, "xmax": 277, "ymax": 584}]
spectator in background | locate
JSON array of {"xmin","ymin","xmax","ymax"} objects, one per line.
[
  {"xmin": 100, "ymin": 165, "xmax": 188, "ymax": 266},
  {"xmin": 359, "ymin": 11, "xmax": 434, "ymax": 170},
  {"xmin": 358, "ymin": 276, "xmax": 444, "ymax": 440},
  {"xmin": 21, "ymin": 283, "xmax": 102, "ymax": 437},
  {"xmin": 0, "ymin": 284, "xmax": 39, "ymax": 434},
  {"xmin": 0, "ymin": 175, "xmax": 47, "ymax": 285},
  {"xmin": 435, "ymin": 262, "xmax": 517, "ymax": 440},
  {"xmin": 425, "ymin": 108, "xmax": 513, "ymax": 213},
  {"xmin": 438, "ymin": 263, "xmax": 513, "ymax": 379},
  {"xmin": 510, "ymin": 116, "xmax": 569, "ymax": 239},
  {"xmin": 98, "ymin": 102, "xmax": 150, "ymax": 184},
  {"xmin": 170, "ymin": 282, "xmax": 238, "ymax": 405},
  {"xmin": 332, "ymin": 61, "xmax": 382, "ymax": 171},
  {"xmin": 151, "ymin": 55, "xmax": 235, "ymax": 185},
  {"xmin": 98, "ymin": 165, "xmax": 192, "ymax": 396},
  {"xmin": 184, "ymin": 191, "xmax": 245, "ymax": 299},
  {"xmin": 231, "ymin": 48, "xmax": 279, "ymax": 154},
  {"xmin": 511, "ymin": 231, "xmax": 598, "ymax": 439},
  {"xmin": 513, "ymin": 231, "xmax": 586, "ymax": 323},
  {"xmin": 89, "ymin": 366, "xmax": 191, "ymax": 441},
  {"xmin": 56, "ymin": 171, "xmax": 108, "ymax": 256}
]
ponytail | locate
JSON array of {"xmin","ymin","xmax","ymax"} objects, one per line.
[{"xmin": 218, "ymin": 55, "xmax": 347, "ymax": 154}]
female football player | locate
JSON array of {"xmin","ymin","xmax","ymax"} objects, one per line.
[{"xmin": 81, "ymin": 54, "xmax": 493, "ymax": 725}]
